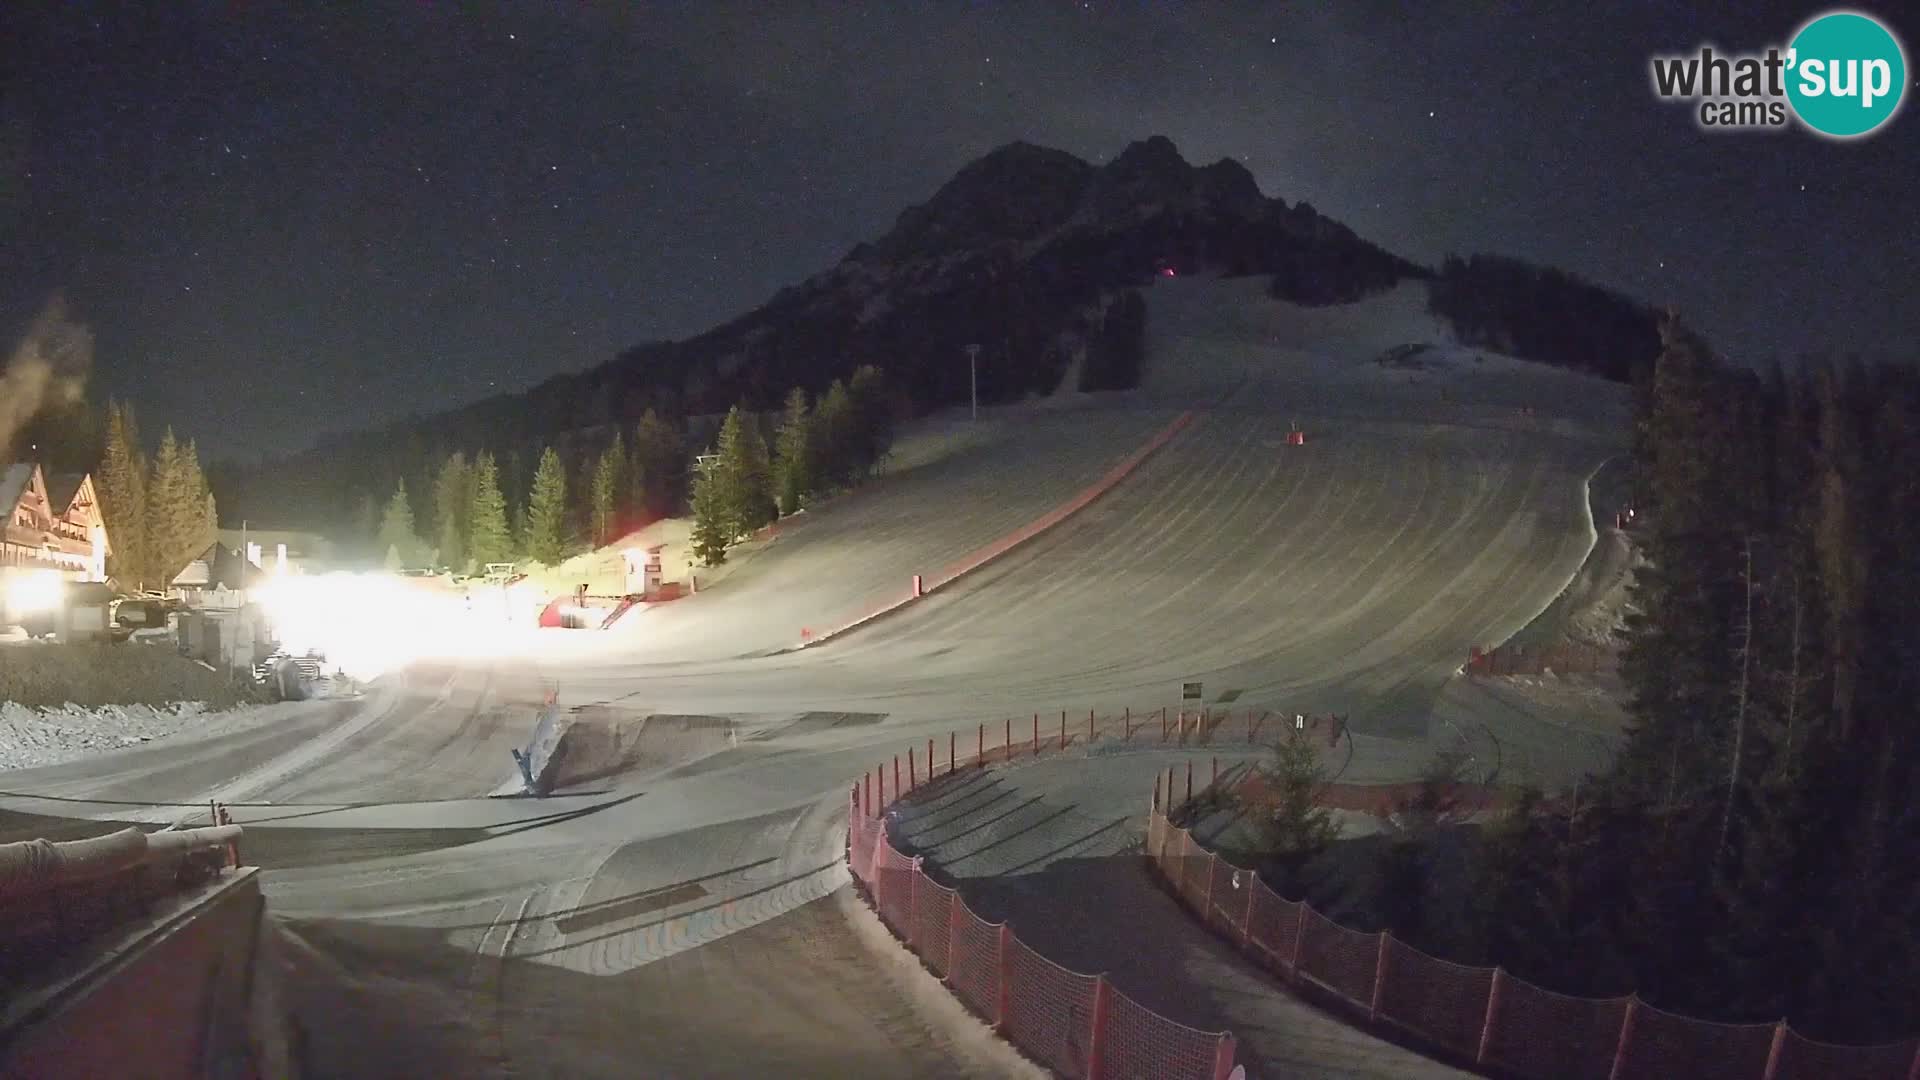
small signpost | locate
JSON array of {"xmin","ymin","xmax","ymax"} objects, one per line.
[{"xmin": 1182, "ymin": 681, "xmax": 1203, "ymax": 702}]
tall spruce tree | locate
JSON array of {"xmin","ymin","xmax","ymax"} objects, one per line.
[
  {"xmin": 432, "ymin": 452, "xmax": 469, "ymax": 572},
  {"xmin": 689, "ymin": 456, "xmax": 730, "ymax": 567},
  {"xmin": 712, "ymin": 405, "xmax": 774, "ymax": 539},
  {"xmin": 146, "ymin": 428, "xmax": 193, "ymax": 584},
  {"xmin": 847, "ymin": 365, "xmax": 893, "ymax": 473},
  {"xmin": 467, "ymin": 451, "xmax": 511, "ymax": 567},
  {"xmin": 630, "ymin": 408, "xmax": 683, "ymax": 517},
  {"xmin": 773, "ymin": 387, "xmax": 816, "ymax": 515},
  {"xmin": 378, "ymin": 479, "xmax": 419, "ymax": 569},
  {"xmin": 524, "ymin": 446, "xmax": 569, "ymax": 565},
  {"xmin": 590, "ymin": 431, "xmax": 625, "ymax": 546},
  {"xmin": 815, "ymin": 379, "xmax": 855, "ymax": 487},
  {"xmin": 96, "ymin": 402, "xmax": 148, "ymax": 588}
]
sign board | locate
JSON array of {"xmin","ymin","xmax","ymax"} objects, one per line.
[{"xmin": 1182, "ymin": 681, "xmax": 1203, "ymax": 701}]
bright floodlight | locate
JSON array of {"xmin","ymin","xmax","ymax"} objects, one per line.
[
  {"xmin": 2, "ymin": 569, "xmax": 64, "ymax": 619},
  {"xmin": 251, "ymin": 571, "xmax": 532, "ymax": 682}
]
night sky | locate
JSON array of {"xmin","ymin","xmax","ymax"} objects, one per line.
[{"xmin": 3, "ymin": 3, "xmax": 1915, "ymax": 459}]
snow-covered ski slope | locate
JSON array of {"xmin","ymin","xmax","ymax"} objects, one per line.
[
  {"xmin": 0, "ymin": 275, "xmax": 1631, "ymax": 1079},
  {"xmin": 556, "ymin": 276, "xmax": 1628, "ymax": 734}
]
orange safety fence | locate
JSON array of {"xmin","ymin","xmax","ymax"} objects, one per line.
[
  {"xmin": 847, "ymin": 764, "xmax": 1236, "ymax": 1079},
  {"xmin": 805, "ymin": 411, "xmax": 1195, "ymax": 646},
  {"xmin": 1148, "ymin": 787, "xmax": 1920, "ymax": 1080}
]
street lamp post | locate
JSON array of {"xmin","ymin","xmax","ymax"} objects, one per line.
[{"xmin": 965, "ymin": 343, "xmax": 981, "ymax": 421}]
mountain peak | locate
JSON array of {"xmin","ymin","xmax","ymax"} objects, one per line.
[{"xmin": 866, "ymin": 142, "xmax": 1093, "ymax": 260}]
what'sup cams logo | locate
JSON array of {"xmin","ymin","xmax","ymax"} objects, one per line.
[{"xmin": 1651, "ymin": 10, "xmax": 1907, "ymax": 138}]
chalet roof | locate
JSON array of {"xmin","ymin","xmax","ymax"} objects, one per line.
[
  {"xmin": 1, "ymin": 464, "xmax": 35, "ymax": 516},
  {"xmin": 45, "ymin": 473, "xmax": 85, "ymax": 512}
]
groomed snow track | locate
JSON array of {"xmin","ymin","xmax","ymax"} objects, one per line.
[{"xmin": 0, "ymin": 277, "xmax": 1627, "ymax": 1078}]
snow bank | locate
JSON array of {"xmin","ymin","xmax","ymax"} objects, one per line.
[{"xmin": 1, "ymin": 700, "xmax": 213, "ymax": 771}]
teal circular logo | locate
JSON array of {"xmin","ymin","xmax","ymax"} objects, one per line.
[{"xmin": 1786, "ymin": 11, "xmax": 1907, "ymax": 138}]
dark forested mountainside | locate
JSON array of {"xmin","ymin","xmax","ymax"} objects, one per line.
[
  {"xmin": 1427, "ymin": 253, "xmax": 1663, "ymax": 385},
  {"xmin": 1471, "ymin": 317, "xmax": 1920, "ymax": 1043},
  {"xmin": 213, "ymin": 136, "xmax": 1421, "ymax": 531}
]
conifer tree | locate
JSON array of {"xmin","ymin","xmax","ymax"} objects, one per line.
[
  {"xmin": 147, "ymin": 428, "xmax": 192, "ymax": 584},
  {"xmin": 467, "ymin": 451, "xmax": 511, "ymax": 567},
  {"xmin": 713, "ymin": 405, "xmax": 774, "ymax": 538},
  {"xmin": 815, "ymin": 379, "xmax": 855, "ymax": 487},
  {"xmin": 97, "ymin": 402, "xmax": 148, "ymax": 588},
  {"xmin": 432, "ymin": 452, "xmax": 469, "ymax": 572},
  {"xmin": 524, "ymin": 446, "xmax": 570, "ymax": 565},
  {"xmin": 847, "ymin": 364, "xmax": 893, "ymax": 473},
  {"xmin": 773, "ymin": 387, "xmax": 815, "ymax": 516},
  {"xmin": 630, "ymin": 408, "xmax": 683, "ymax": 517},
  {"xmin": 689, "ymin": 456, "xmax": 729, "ymax": 567},
  {"xmin": 378, "ymin": 478, "xmax": 419, "ymax": 569},
  {"xmin": 590, "ymin": 431, "xmax": 625, "ymax": 546}
]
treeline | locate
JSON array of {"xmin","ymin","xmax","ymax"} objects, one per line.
[
  {"xmin": 369, "ymin": 409, "xmax": 684, "ymax": 573},
  {"xmin": 1471, "ymin": 317, "xmax": 1920, "ymax": 1043},
  {"xmin": 367, "ymin": 367, "xmax": 896, "ymax": 573},
  {"xmin": 690, "ymin": 366, "xmax": 892, "ymax": 566},
  {"xmin": 1426, "ymin": 254, "xmax": 1662, "ymax": 383},
  {"xmin": 1267, "ymin": 227, "xmax": 1422, "ymax": 307},
  {"xmin": 95, "ymin": 403, "xmax": 218, "ymax": 591}
]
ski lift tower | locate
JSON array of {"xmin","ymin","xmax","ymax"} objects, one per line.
[{"xmin": 965, "ymin": 343, "xmax": 981, "ymax": 421}]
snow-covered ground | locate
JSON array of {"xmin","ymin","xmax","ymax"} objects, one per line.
[
  {"xmin": 0, "ymin": 277, "xmax": 1633, "ymax": 1078},
  {"xmin": 0, "ymin": 701, "xmax": 218, "ymax": 770}
]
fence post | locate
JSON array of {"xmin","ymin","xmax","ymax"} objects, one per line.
[
  {"xmin": 1241, "ymin": 871, "xmax": 1256, "ymax": 946},
  {"xmin": 1202, "ymin": 852, "xmax": 1218, "ymax": 915},
  {"xmin": 928, "ymin": 738, "xmax": 935, "ymax": 781},
  {"xmin": 1161, "ymin": 708, "xmax": 1169, "ymax": 741},
  {"xmin": 1086, "ymin": 974, "xmax": 1113, "ymax": 1079},
  {"xmin": 1088, "ymin": 707, "xmax": 1095, "ymax": 746},
  {"xmin": 879, "ymin": 764, "xmax": 887, "ymax": 809},
  {"xmin": 1369, "ymin": 932, "xmax": 1391, "ymax": 1024},
  {"xmin": 1153, "ymin": 773, "xmax": 1161, "ymax": 812},
  {"xmin": 1210, "ymin": 1032, "xmax": 1236, "ymax": 1080},
  {"xmin": 1173, "ymin": 831, "xmax": 1190, "ymax": 895},
  {"xmin": 1761, "ymin": 1020, "xmax": 1787, "ymax": 1080},
  {"xmin": 1123, "ymin": 706, "xmax": 1131, "ymax": 740},
  {"xmin": 949, "ymin": 731, "xmax": 956, "ymax": 776},
  {"xmin": 908, "ymin": 856, "xmax": 923, "ymax": 951},
  {"xmin": 1032, "ymin": 712, "xmax": 1039, "ymax": 755},
  {"xmin": 1211, "ymin": 755, "xmax": 1218, "ymax": 788},
  {"xmin": 1476, "ymin": 966, "xmax": 1505, "ymax": 1066},
  {"xmin": 865, "ymin": 771, "xmax": 873, "ymax": 815},
  {"xmin": 978, "ymin": 723, "xmax": 984, "ymax": 766},
  {"xmin": 1185, "ymin": 760, "xmax": 1193, "ymax": 804},
  {"xmin": 996, "ymin": 924, "xmax": 1014, "ymax": 1030},
  {"xmin": 945, "ymin": 885, "xmax": 963, "ymax": 983},
  {"xmin": 1608, "ymin": 995, "xmax": 1641, "ymax": 1080},
  {"xmin": 909, "ymin": 747, "xmax": 917, "ymax": 791},
  {"xmin": 893, "ymin": 756, "xmax": 900, "ymax": 803},
  {"xmin": 1289, "ymin": 903, "xmax": 1308, "ymax": 980},
  {"xmin": 1060, "ymin": 709, "xmax": 1067, "ymax": 750},
  {"xmin": 1004, "ymin": 717, "xmax": 1011, "ymax": 761}
]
